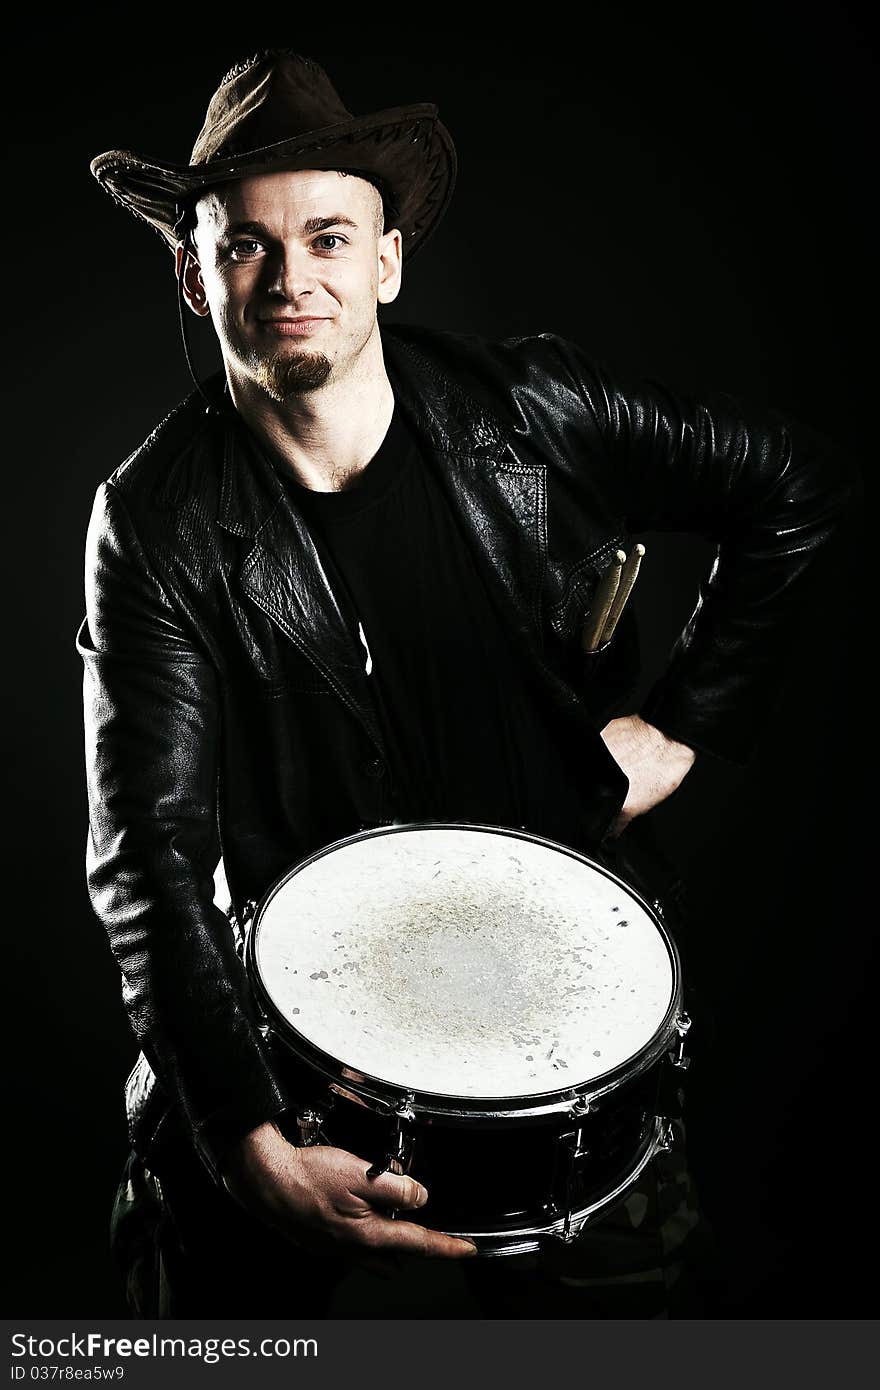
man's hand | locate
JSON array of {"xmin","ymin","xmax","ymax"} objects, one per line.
[
  {"xmin": 221, "ymin": 1120, "xmax": 477, "ymax": 1268},
  {"xmin": 599, "ymin": 714, "xmax": 696, "ymax": 838}
]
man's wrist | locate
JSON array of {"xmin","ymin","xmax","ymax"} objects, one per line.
[
  {"xmin": 637, "ymin": 714, "xmax": 696, "ymax": 766},
  {"xmin": 196, "ymin": 1097, "xmax": 294, "ymax": 1186},
  {"xmin": 221, "ymin": 1118, "xmax": 288, "ymax": 1180}
]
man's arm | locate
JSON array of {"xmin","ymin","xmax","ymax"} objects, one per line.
[
  {"xmin": 79, "ymin": 480, "xmax": 289, "ymax": 1180},
  {"xmin": 540, "ymin": 333, "xmax": 861, "ymax": 765}
]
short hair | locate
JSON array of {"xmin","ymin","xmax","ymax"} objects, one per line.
[{"xmin": 335, "ymin": 168, "xmax": 397, "ymax": 235}]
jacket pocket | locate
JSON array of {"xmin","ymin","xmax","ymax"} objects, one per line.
[
  {"xmin": 246, "ymin": 641, "xmax": 336, "ymax": 698},
  {"xmin": 254, "ymin": 670, "xmax": 334, "ymax": 699},
  {"xmin": 549, "ymin": 536, "xmax": 628, "ymax": 648}
]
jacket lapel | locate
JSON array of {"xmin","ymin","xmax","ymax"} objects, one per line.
[{"xmin": 384, "ymin": 332, "xmax": 547, "ymax": 656}]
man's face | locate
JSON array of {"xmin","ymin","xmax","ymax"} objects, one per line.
[{"xmin": 180, "ymin": 168, "xmax": 402, "ymax": 399}]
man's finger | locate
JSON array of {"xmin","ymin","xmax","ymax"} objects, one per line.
[
  {"xmin": 357, "ymin": 1215, "xmax": 478, "ymax": 1260},
  {"xmin": 357, "ymin": 1166, "xmax": 429, "ymax": 1211}
]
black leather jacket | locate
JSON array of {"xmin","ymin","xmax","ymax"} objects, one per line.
[{"xmin": 78, "ymin": 323, "xmax": 857, "ymax": 1181}]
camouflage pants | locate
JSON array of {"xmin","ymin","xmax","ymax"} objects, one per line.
[{"xmin": 110, "ymin": 1118, "xmax": 720, "ymax": 1319}]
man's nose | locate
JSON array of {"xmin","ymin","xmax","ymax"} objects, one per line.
[{"xmin": 264, "ymin": 246, "xmax": 315, "ymax": 300}]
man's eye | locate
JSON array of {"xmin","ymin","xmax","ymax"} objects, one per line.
[
  {"xmin": 314, "ymin": 234, "xmax": 346, "ymax": 252},
  {"xmin": 228, "ymin": 239, "xmax": 263, "ymax": 260}
]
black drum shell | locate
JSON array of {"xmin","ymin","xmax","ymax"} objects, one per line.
[{"xmin": 270, "ymin": 1037, "xmax": 678, "ymax": 1236}]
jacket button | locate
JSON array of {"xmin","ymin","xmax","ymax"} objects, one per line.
[{"xmin": 364, "ymin": 757, "xmax": 386, "ymax": 778}]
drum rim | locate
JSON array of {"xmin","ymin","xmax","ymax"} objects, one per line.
[{"xmin": 246, "ymin": 820, "xmax": 683, "ymax": 1120}]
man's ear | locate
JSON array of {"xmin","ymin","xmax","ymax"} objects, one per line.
[
  {"xmin": 377, "ymin": 228, "xmax": 403, "ymax": 306},
  {"xmin": 175, "ymin": 242, "xmax": 211, "ymax": 318}
]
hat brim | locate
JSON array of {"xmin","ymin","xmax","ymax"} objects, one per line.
[{"xmin": 91, "ymin": 103, "xmax": 456, "ymax": 262}]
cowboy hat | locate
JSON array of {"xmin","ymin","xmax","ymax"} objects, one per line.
[{"xmin": 90, "ymin": 50, "xmax": 457, "ymax": 260}]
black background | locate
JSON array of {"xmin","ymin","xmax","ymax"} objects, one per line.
[{"xmin": 4, "ymin": 8, "xmax": 873, "ymax": 1317}]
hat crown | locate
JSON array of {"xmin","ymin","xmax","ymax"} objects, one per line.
[
  {"xmin": 191, "ymin": 51, "xmax": 353, "ymax": 165},
  {"xmin": 90, "ymin": 50, "xmax": 456, "ymax": 262}
]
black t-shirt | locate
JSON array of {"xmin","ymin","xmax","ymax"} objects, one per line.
[{"xmin": 276, "ymin": 400, "xmax": 596, "ymax": 850}]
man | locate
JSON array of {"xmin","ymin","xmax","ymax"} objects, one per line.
[{"xmin": 80, "ymin": 50, "xmax": 856, "ymax": 1317}]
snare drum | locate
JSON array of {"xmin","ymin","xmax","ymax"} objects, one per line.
[{"xmin": 246, "ymin": 823, "xmax": 690, "ymax": 1257}]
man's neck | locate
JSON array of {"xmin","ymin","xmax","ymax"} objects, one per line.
[{"xmin": 226, "ymin": 330, "xmax": 395, "ymax": 493}]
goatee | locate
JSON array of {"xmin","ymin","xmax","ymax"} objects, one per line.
[{"xmin": 254, "ymin": 349, "xmax": 332, "ymax": 400}]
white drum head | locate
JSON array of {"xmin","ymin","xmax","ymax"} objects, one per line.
[{"xmin": 252, "ymin": 825, "xmax": 675, "ymax": 1101}]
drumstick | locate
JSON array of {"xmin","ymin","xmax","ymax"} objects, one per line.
[
  {"xmin": 582, "ymin": 550, "xmax": 626, "ymax": 652},
  {"xmin": 600, "ymin": 543, "xmax": 645, "ymax": 645}
]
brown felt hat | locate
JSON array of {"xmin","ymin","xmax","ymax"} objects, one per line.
[{"xmin": 90, "ymin": 50, "xmax": 456, "ymax": 260}]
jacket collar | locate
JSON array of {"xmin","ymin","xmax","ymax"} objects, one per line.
[
  {"xmin": 384, "ymin": 329, "xmax": 510, "ymax": 458},
  {"xmin": 216, "ymin": 389, "xmax": 283, "ymax": 540}
]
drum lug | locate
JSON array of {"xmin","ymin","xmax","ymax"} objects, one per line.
[
  {"xmin": 558, "ymin": 1099, "xmax": 594, "ymax": 1241},
  {"xmin": 394, "ymin": 1091, "xmax": 417, "ymax": 1124},
  {"xmin": 295, "ymin": 1089, "xmax": 338, "ymax": 1146},
  {"xmin": 655, "ymin": 1118, "xmax": 676, "ymax": 1154},
  {"xmin": 296, "ymin": 1107, "xmax": 326, "ymax": 1146},
  {"xmin": 568, "ymin": 1096, "xmax": 594, "ymax": 1121},
  {"xmin": 562, "ymin": 1129, "xmax": 590, "ymax": 1163},
  {"xmin": 652, "ymin": 898, "xmax": 665, "ymax": 920},
  {"xmin": 373, "ymin": 1090, "xmax": 416, "ymax": 1123},
  {"xmin": 367, "ymin": 1092, "xmax": 416, "ymax": 1183},
  {"xmin": 669, "ymin": 1012, "xmax": 692, "ymax": 1071},
  {"xmin": 559, "ymin": 1158, "xmax": 590, "ymax": 1242},
  {"xmin": 564, "ymin": 1098, "xmax": 593, "ymax": 1161},
  {"xmin": 656, "ymin": 1014, "xmax": 692, "ymax": 1123}
]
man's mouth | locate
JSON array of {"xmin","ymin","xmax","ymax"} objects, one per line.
[{"xmin": 258, "ymin": 317, "xmax": 329, "ymax": 336}]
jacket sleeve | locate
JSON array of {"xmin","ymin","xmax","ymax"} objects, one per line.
[
  {"xmin": 541, "ymin": 333, "xmax": 862, "ymax": 763},
  {"xmin": 78, "ymin": 480, "xmax": 291, "ymax": 1181}
]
